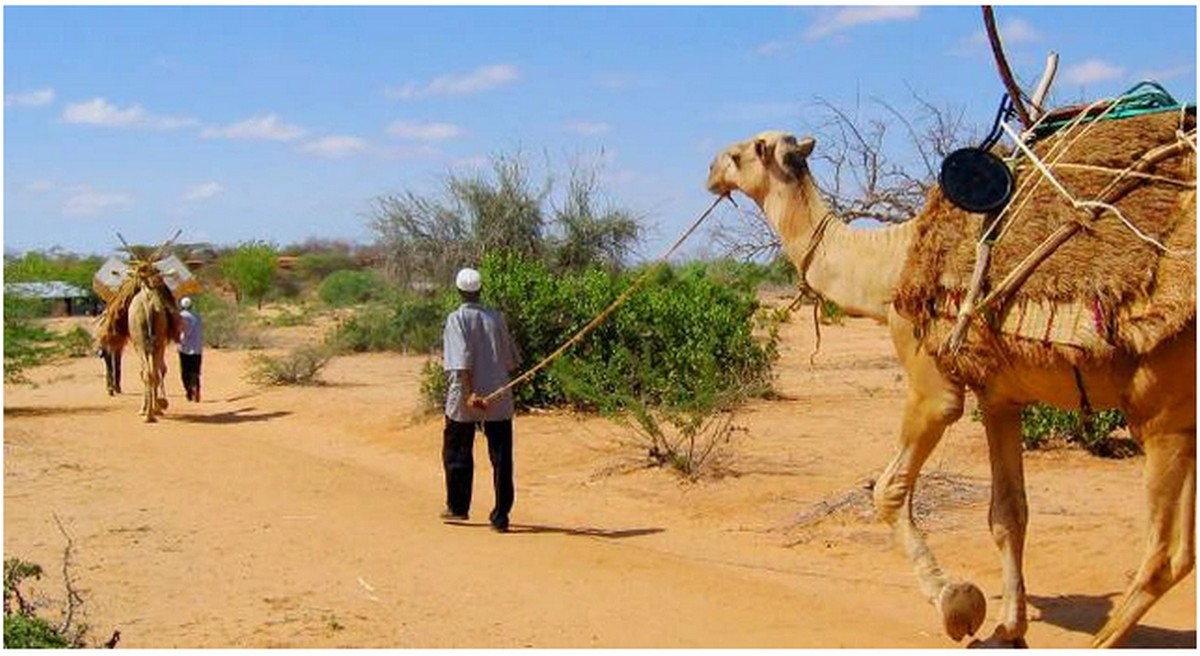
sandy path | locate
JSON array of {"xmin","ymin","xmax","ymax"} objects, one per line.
[{"xmin": 3, "ymin": 312, "xmax": 1195, "ymax": 648}]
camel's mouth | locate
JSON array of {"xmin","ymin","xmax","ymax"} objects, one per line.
[{"xmin": 706, "ymin": 161, "xmax": 734, "ymax": 196}]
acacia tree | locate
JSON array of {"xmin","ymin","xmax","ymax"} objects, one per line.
[
  {"xmin": 219, "ymin": 240, "xmax": 278, "ymax": 308},
  {"xmin": 550, "ymin": 165, "xmax": 643, "ymax": 272},
  {"xmin": 368, "ymin": 151, "xmax": 642, "ymax": 289}
]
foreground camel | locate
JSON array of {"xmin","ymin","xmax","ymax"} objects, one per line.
[
  {"xmin": 706, "ymin": 130, "xmax": 1195, "ymax": 647},
  {"xmin": 126, "ymin": 276, "xmax": 172, "ymax": 422}
]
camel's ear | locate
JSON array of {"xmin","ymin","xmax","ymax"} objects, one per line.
[
  {"xmin": 795, "ymin": 136, "xmax": 815, "ymax": 159},
  {"xmin": 777, "ymin": 136, "xmax": 816, "ymax": 179},
  {"xmin": 753, "ymin": 138, "xmax": 774, "ymax": 165}
]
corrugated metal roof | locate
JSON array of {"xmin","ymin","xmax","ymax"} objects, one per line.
[{"xmin": 5, "ymin": 281, "xmax": 91, "ymax": 299}]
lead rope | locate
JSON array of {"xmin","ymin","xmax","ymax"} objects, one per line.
[{"xmin": 482, "ymin": 194, "xmax": 732, "ymax": 404}]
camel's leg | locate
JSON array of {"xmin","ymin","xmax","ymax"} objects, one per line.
[
  {"xmin": 1093, "ymin": 330, "xmax": 1196, "ymax": 648},
  {"xmin": 878, "ymin": 312, "xmax": 980, "ymax": 641},
  {"xmin": 140, "ymin": 353, "xmax": 157, "ymax": 423},
  {"xmin": 155, "ymin": 353, "xmax": 169, "ymax": 412},
  {"xmin": 113, "ymin": 346, "xmax": 122, "ymax": 394},
  {"xmin": 979, "ymin": 397, "xmax": 1029, "ymax": 646},
  {"xmin": 1092, "ymin": 428, "xmax": 1195, "ymax": 648},
  {"xmin": 102, "ymin": 349, "xmax": 117, "ymax": 395}
]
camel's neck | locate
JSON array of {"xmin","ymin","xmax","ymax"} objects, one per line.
[{"xmin": 762, "ymin": 174, "xmax": 915, "ymax": 321}]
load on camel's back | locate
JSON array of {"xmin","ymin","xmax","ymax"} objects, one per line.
[
  {"xmin": 706, "ymin": 83, "xmax": 1195, "ymax": 648},
  {"xmin": 94, "ymin": 242, "xmax": 201, "ymax": 422}
]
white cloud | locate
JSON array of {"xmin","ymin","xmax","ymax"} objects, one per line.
[
  {"xmin": 565, "ymin": 121, "xmax": 612, "ymax": 136},
  {"xmin": 754, "ymin": 40, "xmax": 794, "ymax": 57},
  {"xmin": 1064, "ymin": 59, "xmax": 1126, "ymax": 86},
  {"xmin": 6, "ymin": 87, "xmax": 55, "ymax": 108},
  {"xmin": 386, "ymin": 63, "xmax": 520, "ymax": 99},
  {"xmin": 387, "ymin": 120, "xmax": 463, "ymax": 141},
  {"xmin": 62, "ymin": 187, "xmax": 133, "ymax": 217},
  {"xmin": 595, "ymin": 71, "xmax": 655, "ymax": 91},
  {"xmin": 300, "ymin": 135, "xmax": 370, "ymax": 158},
  {"xmin": 201, "ymin": 114, "xmax": 306, "ymax": 141},
  {"xmin": 25, "ymin": 180, "xmax": 55, "ymax": 193},
  {"xmin": 1140, "ymin": 63, "xmax": 1193, "ymax": 83},
  {"xmin": 961, "ymin": 17, "xmax": 1042, "ymax": 51},
  {"xmin": 183, "ymin": 182, "xmax": 224, "ymax": 203},
  {"xmin": 806, "ymin": 6, "xmax": 920, "ymax": 40},
  {"xmin": 61, "ymin": 97, "xmax": 196, "ymax": 129}
]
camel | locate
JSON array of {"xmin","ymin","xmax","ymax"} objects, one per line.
[
  {"xmin": 706, "ymin": 128, "xmax": 1195, "ymax": 647},
  {"xmin": 125, "ymin": 266, "xmax": 174, "ymax": 422}
]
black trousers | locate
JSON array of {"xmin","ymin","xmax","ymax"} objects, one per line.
[
  {"xmin": 442, "ymin": 417, "xmax": 514, "ymax": 521},
  {"xmin": 179, "ymin": 353, "xmax": 202, "ymax": 398}
]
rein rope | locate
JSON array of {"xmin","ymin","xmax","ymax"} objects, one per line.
[
  {"xmin": 482, "ymin": 194, "xmax": 731, "ymax": 404},
  {"xmin": 785, "ymin": 210, "xmax": 838, "ymax": 365}
]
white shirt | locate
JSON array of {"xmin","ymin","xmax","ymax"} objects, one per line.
[{"xmin": 442, "ymin": 302, "xmax": 520, "ymax": 422}]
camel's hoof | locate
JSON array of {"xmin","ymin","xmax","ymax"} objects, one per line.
[
  {"xmin": 966, "ymin": 633, "xmax": 1028, "ymax": 649},
  {"xmin": 157, "ymin": 398, "xmax": 169, "ymax": 410},
  {"xmin": 939, "ymin": 581, "xmax": 987, "ymax": 641}
]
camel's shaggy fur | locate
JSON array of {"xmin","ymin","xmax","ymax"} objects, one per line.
[
  {"xmin": 895, "ymin": 111, "xmax": 1196, "ymax": 384},
  {"xmin": 707, "ymin": 119, "xmax": 1195, "ymax": 648}
]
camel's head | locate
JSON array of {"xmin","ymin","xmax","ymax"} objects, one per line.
[{"xmin": 706, "ymin": 131, "xmax": 816, "ymax": 203}]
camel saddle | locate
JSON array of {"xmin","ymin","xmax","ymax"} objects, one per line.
[{"xmin": 894, "ymin": 109, "xmax": 1196, "ymax": 384}]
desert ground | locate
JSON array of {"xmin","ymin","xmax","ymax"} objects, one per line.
[{"xmin": 3, "ymin": 298, "xmax": 1195, "ymax": 648}]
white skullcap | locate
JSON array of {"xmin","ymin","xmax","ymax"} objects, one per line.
[
  {"xmin": 455, "ymin": 268, "xmax": 482, "ymax": 293},
  {"xmin": 180, "ymin": 297, "xmax": 193, "ymax": 309}
]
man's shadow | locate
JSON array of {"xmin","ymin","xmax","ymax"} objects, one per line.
[
  {"xmin": 170, "ymin": 407, "xmax": 291, "ymax": 425},
  {"xmin": 443, "ymin": 520, "xmax": 663, "ymax": 540}
]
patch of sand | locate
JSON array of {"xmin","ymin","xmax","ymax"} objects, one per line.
[{"xmin": 4, "ymin": 313, "xmax": 1194, "ymax": 647}]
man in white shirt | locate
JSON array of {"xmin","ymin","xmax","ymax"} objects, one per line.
[
  {"xmin": 178, "ymin": 297, "xmax": 204, "ymax": 402},
  {"xmin": 440, "ymin": 268, "xmax": 522, "ymax": 532}
]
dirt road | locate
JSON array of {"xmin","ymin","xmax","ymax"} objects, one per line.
[{"xmin": 4, "ymin": 312, "xmax": 1195, "ymax": 647}]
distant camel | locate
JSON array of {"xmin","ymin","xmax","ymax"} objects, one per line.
[
  {"xmin": 126, "ymin": 269, "xmax": 173, "ymax": 422},
  {"xmin": 707, "ymin": 122, "xmax": 1194, "ymax": 647}
]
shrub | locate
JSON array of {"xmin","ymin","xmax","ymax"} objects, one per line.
[
  {"xmin": 4, "ymin": 296, "xmax": 57, "ymax": 383},
  {"xmin": 318, "ymin": 270, "xmax": 386, "ymax": 307},
  {"xmin": 245, "ymin": 345, "xmax": 332, "ymax": 386},
  {"xmin": 196, "ymin": 295, "xmax": 263, "ymax": 350},
  {"xmin": 1020, "ymin": 404, "xmax": 1131, "ymax": 457},
  {"xmin": 56, "ymin": 327, "xmax": 95, "ymax": 358},
  {"xmin": 419, "ymin": 251, "xmax": 779, "ymax": 416},
  {"xmin": 259, "ymin": 304, "xmax": 315, "ymax": 328},
  {"xmin": 327, "ymin": 293, "xmax": 454, "ymax": 354},
  {"xmin": 3, "ymin": 558, "xmax": 82, "ymax": 649}
]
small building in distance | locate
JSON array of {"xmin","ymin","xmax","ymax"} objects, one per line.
[{"xmin": 5, "ymin": 281, "xmax": 96, "ymax": 316}]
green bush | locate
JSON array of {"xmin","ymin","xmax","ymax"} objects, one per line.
[
  {"xmin": 419, "ymin": 251, "xmax": 779, "ymax": 414},
  {"xmin": 4, "ymin": 296, "xmax": 57, "ymax": 383},
  {"xmin": 318, "ymin": 270, "xmax": 386, "ymax": 307},
  {"xmin": 56, "ymin": 326, "xmax": 95, "ymax": 358},
  {"xmin": 195, "ymin": 295, "xmax": 263, "ymax": 349},
  {"xmin": 245, "ymin": 345, "xmax": 333, "ymax": 386},
  {"xmin": 327, "ymin": 293, "xmax": 455, "ymax": 354},
  {"xmin": 3, "ymin": 558, "xmax": 80, "ymax": 649},
  {"xmin": 1020, "ymin": 403, "xmax": 1130, "ymax": 457}
]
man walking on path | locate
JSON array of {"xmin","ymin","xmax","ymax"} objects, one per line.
[
  {"xmin": 178, "ymin": 297, "xmax": 204, "ymax": 402},
  {"xmin": 440, "ymin": 267, "xmax": 522, "ymax": 532}
]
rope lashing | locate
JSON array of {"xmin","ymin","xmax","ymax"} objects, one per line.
[{"xmin": 482, "ymin": 194, "xmax": 732, "ymax": 404}]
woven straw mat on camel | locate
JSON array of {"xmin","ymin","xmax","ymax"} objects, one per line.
[{"xmin": 893, "ymin": 110, "xmax": 1195, "ymax": 384}]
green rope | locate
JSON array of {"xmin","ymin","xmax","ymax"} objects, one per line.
[{"xmin": 1032, "ymin": 79, "xmax": 1194, "ymax": 139}]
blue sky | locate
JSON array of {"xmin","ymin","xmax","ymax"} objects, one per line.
[{"xmin": 4, "ymin": 4, "xmax": 1196, "ymax": 260}]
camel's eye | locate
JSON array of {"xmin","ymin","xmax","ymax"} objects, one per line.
[{"xmin": 729, "ymin": 152, "xmax": 741, "ymax": 167}]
